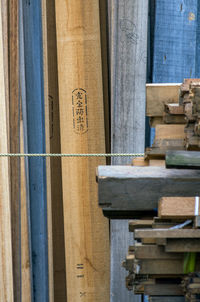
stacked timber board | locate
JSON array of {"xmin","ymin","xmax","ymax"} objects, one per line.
[{"xmin": 123, "ymin": 210, "xmax": 200, "ymax": 301}]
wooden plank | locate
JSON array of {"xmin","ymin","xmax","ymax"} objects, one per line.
[
  {"xmin": 99, "ymin": 0, "xmax": 110, "ymax": 157},
  {"xmin": 22, "ymin": 1, "xmax": 49, "ymax": 300},
  {"xmin": 129, "ymin": 220, "xmax": 153, "ymax": 231},
  {"xmin": 154, "ymin": 125, "xmax": 185, "ymax": 140},
  {"xmin": 8, "ymin": 1, "xmax": 21, "ymax": 300},
  {"xmin": 135, "ymin": 229, "xmax": 200, "ymax": 239},
  {"xmin": 42, "ymin": 0, "xmax": 54, "ymax": 300},
  {"xmin": 139, "ymin": 259, "xmax": 190, "ymax": 274},
  {"xmin": 55, "ymin": 1, "xmax": 110, "ymax": 301},
  {"xmin": 97, "ymin": 166, "xmax": 200, "ymax": 210},
  {"xmin": 20, "ymin": 109, "xmax": 31, "ymax": 302},
  {"xmin": 158, "ymin": 197, "xmax": 199, "ymax": 219},
  {"xmin": 134, "ymin": 244, "xmax": 182, "ymax": 259},
  {"xmin": 108, "ymin": 0, "xmax": 148, "ymax": 300},
  {"xmin": 149, "ymin": 297, "xmax": 185, "ymax": 302},
  {"xmin": 0, "ymin": 0, "xmax": 14, "ymax": 299},
  {"xmin": 166, "ymin": 150, "xmax": 200, "ymax": 169},
  {"xmin": 139, "ymin": 284, "xmax": 184, "ymax": 296},
  {"xmin": 42, "ymin": 0, "xmax": 67, "ymax": 300},
  {"xmin": 165, "ymin": 239, "xmax": 200, "ymax": 252},
  {"xmin": 146, "ymin": 84, "xmax": 180, "ymax": 117}
]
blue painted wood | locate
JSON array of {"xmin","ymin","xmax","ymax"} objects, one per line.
[
  {"xmin": 153, "ymin": 0, "xmax": 200, "ymax": 83},
  {"xmin": 22, "ymin": 1, "xmax": 49, "ymax": 301}
]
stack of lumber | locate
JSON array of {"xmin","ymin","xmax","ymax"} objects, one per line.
[
  {"xmin": 181, "ymin": 274, "xmax": 200, "ymax": 302},
  {"xmin": 146, "ymin": 79, "xmax": 200, "ymax": 159},
  {"xmin": 123, "ymin": 203, "xmax": 200, "ymax": 300}
]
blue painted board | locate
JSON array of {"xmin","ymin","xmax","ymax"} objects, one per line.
[
  {"xmin": 22, "ymin": 1, "xmax": 49, "ymax": 301},
  {"xmin": 153, "ymin": 0, "xmax": 200, "ymax": 83}
]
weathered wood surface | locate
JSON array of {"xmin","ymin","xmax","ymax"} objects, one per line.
[
  {"xmin": 149, "ymin": 296, "xmax": 185, "ymax": 302},
  {"xmin": 0, "ymin": 0, "xmax": 14, "ymax": 299},
  {"xmin": 146, "ymin": 83, "xmax": 180, "ymax": 116},
  {"xmin": 19, "ymin": 0, "xmax": 33, "ymax": 299},
  {"xmin": 158, "ymin": 197, "xmax": 199, "ymax": 219},
  {"xmin": 166, "ymin": 150, "xmax": 200, "ymax": 169},
  {"xmin": 139, "ymin": 259, "xmax": 194, "ymax": 274},
  {"xmin": 8, "ymin": 1, "xmax": 21, "ymax": 300},
  {"xmin": 20, "ymin": 113, "xmax": 32, "ymax": 302},
  {"xmin": 22, "ymin": 0, "xmax": 49, "ymax": 300},
  {"xmin": 165, "ymin": 239, "xmax": 200, "ymax": 252},
  {"xmin": 140, "ymin": 284, "xmax": 183, "ymax": 296},
  {"xmin": 108, "ymin": 0, "xmax": 148, "ymax": 300},
  {"xmin": 42, "ymin": 0, "xmax": 54, "ymax": 300},
  {"xmin": 129, "ymin": 220, "xmax": 153, "ymax": 231},
  {"xmin": 134, "ymin": 244, "xmax": 182, "ymax": 259},
  {"xmin": 55, "ymin": 1, "xmax": 110, "ymax": 301},
  {"xmin": 135, "ymin": 229, "xmax": 200, "ymax": 239},
  {"xmin": 42, "ymin": 0, "xmax": 67, "ymax": 300},
  {"xmin": 98, "ymin": 166, "xmax": 200, "ymax": 210}
]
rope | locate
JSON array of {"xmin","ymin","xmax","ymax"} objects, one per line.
[{"xmin": 0, "ymin": 153, "xmax": 144, "ymax": 158}]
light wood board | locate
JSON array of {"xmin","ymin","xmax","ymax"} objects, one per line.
[
  {"xmin": 55, "ymin": 1, "xmax": 110, "ymax": 301},
  {"xmin": 0, "ymin": 0, "xmax": 14, "ymax": 299},
  {"xmin": 20, "ymin": 111, "xmax": 31, "ymax": 302}
]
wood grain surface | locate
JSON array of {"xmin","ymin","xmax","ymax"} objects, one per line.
[
  {"xmin": 0, "ymin": 1, "xmax": 14, "ymax": 299},
  {"xmin": 108, "ymin": 0, "xmax": 148, "ymax": 301},
  {"xmin": 42, "ymin": 0, "xmax": 67, "ymax": 300},
  {"xmin": 55, "ymin": 1, "xmax": 110, "ymax": 301},
  {"xmin": 98, "ymin": 166, "xmax": 200, "ymax": 210}
]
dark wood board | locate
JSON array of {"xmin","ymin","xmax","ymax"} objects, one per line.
[
  {"xmin": 166, "ymin": 150, "xmax": 200, "ymax": 169},
  {"xmin": 98, "ymin": 166, "xmax": 200, "ymax": 210}
]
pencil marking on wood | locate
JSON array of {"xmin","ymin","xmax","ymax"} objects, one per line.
[
  {"xmin": 120, "ymin": 19, "xmax": 139, "ymax": 44},
  {"xmin": 72, "ymin": 88, "xmax": 88, "ymax": 134}
]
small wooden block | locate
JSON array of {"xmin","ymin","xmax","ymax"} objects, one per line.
[{"xmin": 158, "ymin": 197, "xmax": 199, "ymax": 219}]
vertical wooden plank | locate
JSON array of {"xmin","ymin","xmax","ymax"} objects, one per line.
[
  {"xmin": 55, "ymin": 1, "xmax": 110, "ymax": 301},
  {"xmin": 42, "ymin": 1, "xmax": 54, "ymax": 301},
  {"xmin": 42, "ymin": 0, "xmax": 67, "ymax": 301},
  {"xmin": 19, "ymin": 1, "xmax": 33, "ymax": 300},
  {"xmin": 8, "ymin": 1, "xmax": 21, "ymax": 301},
  {"xmin": 20, "ymin": 109, "xmax": 32, "ymax": 302},
  {"xmin": 99, "ymin": 0, "xmax": 110, "ymax": 156},
  {"xmin": 22, "ymin": 1, "xmax": 49, "ymax": 300},
  {"xmin": 0, "ymin": 0, "xmax": 14, "ymax": 299},
  {"xmin": 108, "ymin": 0, "xmax": 148, "ymax": 301}
]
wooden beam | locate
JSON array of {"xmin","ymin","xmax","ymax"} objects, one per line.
[
  {"xmin": 8, "ymin": 1, "xmax": 21, "ymax": 300},
  {"xmin": 135, "ymin": 229, "xmax": 200, "ymax": 239},
  {"xmin": 42, "ymin": 0, "xmax": 67, "ymax": 300},
  {"xmin": 55, "ymin": 1, "xmax": 110, "ymax": 301},
  {"xmin": 20, "ymin": 108, "xmax": 31, "ymax": 302},
  {"xmin": 0, "ymin": 0, "xmax": 14, "ymax": 299},
  {"xmin": 149, "ymin": 297, "xmax": 185, "ymax": 302},
  {"xmin": 166, "ymin": 150, "xmax": 200, "ymax": 169},
  {"xmin": 136, "ymin": 284, "xmax": 184, "ymax": 296},
  {"xmin": 139, "ymin": 259, "xmax": 191, "ymax": 274},
  {"xmin": 134, "ymin": 244, "xmax": 182, "ymax": 260},
  {"xmin": 165, "ymin": 239, "xmax": 200, "ymax": 252},
  {"xmin": 97, "ymin": 166, "xmax": 200, "ymax": 210},
  {"xmin": 146, "ymin": 84, "xmax": 180, "ymax": 117},
  {"xmin": 129, "ymin": 220, "xmax": 153, "ymax": 231}
]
